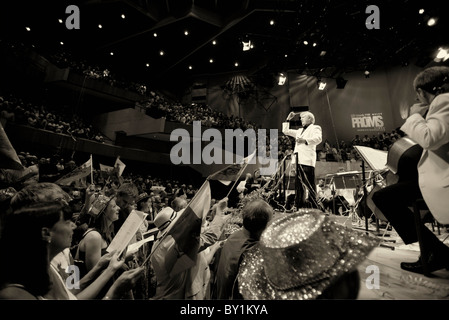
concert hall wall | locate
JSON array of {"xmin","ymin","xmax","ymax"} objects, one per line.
[{"xmin": 197, "ymin": 62, "xmax": 423, "ymax": 147}]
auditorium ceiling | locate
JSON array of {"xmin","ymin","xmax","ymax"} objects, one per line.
[{"xmin": 1, "ymin": 0, "xmax": 448, "ymax": 90}]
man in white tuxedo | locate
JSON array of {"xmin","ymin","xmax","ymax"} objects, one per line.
[{"xmin": 282, "ymin": 111, "xmax": 322, "ymax": 208}]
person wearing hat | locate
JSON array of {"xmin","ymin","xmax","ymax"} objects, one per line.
[
  {"xmin": 4, "ymin": 183, "xmax": 143, "ymax": 300},
  {"xmin": 238, "ymin": 209, "xmax": 378, "ymax": 300},
  {"xmin": 75, "ymin": 194, "xmax": 121, "ymax": 273},
  {"xmin": 150, "ymin": 197, "xmax": 228, "ymax": 299}
]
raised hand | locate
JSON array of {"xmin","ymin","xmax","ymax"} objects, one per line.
[{"xmin": 286, "ymin": 111, "xmax": 297, "ymax": 121}]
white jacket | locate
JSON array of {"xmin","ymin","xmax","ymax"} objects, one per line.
[
  {"xmin": 401, "ymin": 93, "xmax": 449, "ymax": 225},
  {"xmin": 282, "ymin": 122, "xmax": 322, "ymax": 167}
]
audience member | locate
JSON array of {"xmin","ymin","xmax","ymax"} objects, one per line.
[
  {"xmin": 0, "ymin": 201, "xmax": 143, "ymax": 300},
  {"xmin": 237, "ymin": 209, "xmax": 378, "ymax": 299},
  {"xmin": 212, "ymin": 198, "xmax": 273, "ymax": 299}
]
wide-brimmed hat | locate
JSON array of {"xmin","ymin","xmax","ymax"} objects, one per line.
[
  {"xmin": 154, "ymin": 206, "xmax": 184, "ymax": 234},
  {"xmin": 238, "ymin": 209, "xmax": 378, "ymax": 300}
]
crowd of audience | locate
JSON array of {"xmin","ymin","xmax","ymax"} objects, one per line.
[
  {"xmin": 0, "ymin": 138, "xmax": 377, "ymax": 301},
  {"xmin": 0, "ymin": 93, "xmax": 107, "ymax": 143}
]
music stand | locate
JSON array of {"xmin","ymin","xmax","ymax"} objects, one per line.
[{"xmin": 353, "ymin": 146, "xmax": 388, "ymax": 232}]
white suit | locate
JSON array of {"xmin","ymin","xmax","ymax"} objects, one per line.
[
  {"xmin": 282, "ymin": 122, "xmax": 322, "ymax": 167},
  {"xmin": 401, "ymin": 92, "xmax": 449, "ymax": 225}
]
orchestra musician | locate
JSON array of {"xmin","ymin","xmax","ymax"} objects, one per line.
[
  {"xmin": 372, "ymin": 66, "xmax": 449, "ymax": 275},
  {"xmin": 316, "ymin": 178, "xmax": 333, "ymax": 212}
]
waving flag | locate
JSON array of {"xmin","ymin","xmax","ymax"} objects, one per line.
[
  {"xmin": 207, "ymin": 149, "xmax": 256, "ymax": 184},
  {"xmin": 55, "ymin": 156, "xmax": 92, "ymax": 186},
  {"xmin": 166, "ymin": 180, "xmax": 211, "ymax": 276},
  {"xmin": 114, "ymin": 156, "xmax": 126, "ymax": 176}
]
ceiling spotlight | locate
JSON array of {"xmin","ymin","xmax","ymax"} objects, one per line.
[
  {"xmin": 317, "ymin": 80, "xmax": 326, "ymax": 90},
  {"xmin": 25, "ymin": 27, "xmax": 31, "ymax": 31},
  {"xmin": 303, "ymin": 40, "xmax": 308, "ymax": 45},
  {"xmin": 313, "ymin": 42, "xmax": 317, "ymax": 47},
  {"xmin": 320, "ymin": 51, "xmax": 327, "ymax": 56},
  {"xmin": 242, "ymin": 40, "xmax": 252, "ymax": 51},
  {"xmin": 435, "ymin": 47, "xmax": 449, "ymax": 62},
  {"xmin": 60, "ymin": 41, "xmax": 64, "ymax": 45},
  {"xmin": 121, "ymin": 14, "xmax": 126, "ymax": 19},
  {"xmin": 427, "ymin": 17, "xmax": 437, "ymax": 26},
  {"xmin": 234, "ymin": 62, "xmax": 239, "ymax": 67},
  {"xmin": 209, "ymin": 59, "xmax": 214, "ymax": 63},
  {"xmin": 58, "ymin": 19, "xmax": 63, "ymax": 23},
  {"xmin": 364, "ymin": 70, "xmax": 370, "ymax": 78},
  {"xmin": 419, "ymin": 8, "xmax": 425, "ymax": 14},
  {"xmin": 188, "ymin": 65, "xmax": 193, "ymax": 70},
  {"xmin": 153, "ymin": 33, "xmax": 158, "ymax": 37},
  {"xmin": 159, "ymin": 50, "xmax": 165, "ymax": 56},
  {"xmin": 146, "ymin": 63, "xmax": 150, "ymax": 67},
  {"xmin": 270, "ymin": 20, "xmax": 275, "ymax": 25},
  {"xmin": 110, "ymin": 52, "xmax": 114, "ymax": 56},
  {"xmin": 278, "ymin": 73, "xmax": 287, "ymax": 85},
  {"xmin": 212, "ymin": 40, "xmax": 217, "ymax": 45},
  {"xmin": 184, "ymin": 30, "xmax": 189, "ymax": 36}
]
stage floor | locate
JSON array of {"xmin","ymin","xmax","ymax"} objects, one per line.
[{"xmin": 331, "ymin": 215, "xmax": 449, "ymax": 300}]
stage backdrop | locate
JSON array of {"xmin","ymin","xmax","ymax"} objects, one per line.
[{"xmin": 187, "ymin": 62, "xmax": 424, "ymax": 148}]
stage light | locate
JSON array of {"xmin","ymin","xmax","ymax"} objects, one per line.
[
  {"xmin": 121, "ymin": 14, "xmax": 126, "ymax": 19},
  {"xmin": 212, "ymin": 40, "xmax": 217, "ymax": 45},
  {"xmin": 98, "ymin": 24, "xmax": 102, "ymax": 29},
  {"xmin": 317, "ymin": 79, "xmax": 326, "ymax": 90},
  {"xmin": 278, "ymin": 73, "xmax": 287, "ymax": 85},
  {"xmin": 153, "ymin": 33, "xmax": 158, "ymax": 37},
  {"xmin": 58, "ymin": 19, "xmax": 63, "ymax": 23},
  {"xmin": 25, "ymin": 27, "xmax": 31, "ymax": 31},
  {"xmin": 427, "ymin": 17, "xmax": 437, "ymax": 26},
  {"xmin": 364, "ymin": 70, "xmax": 370, "ymax": 78},
  {"xmin": 435, "ymin": 47, "xmax": 449, "ymax": 62},
  {"xmin": 242, "ymin": 40, "xmax": 252, "ymax": 51}
]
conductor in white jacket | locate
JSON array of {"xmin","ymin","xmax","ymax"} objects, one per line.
[{"xmin": 282, "ymin": 111, "xmax": 322, "ymax": 208}]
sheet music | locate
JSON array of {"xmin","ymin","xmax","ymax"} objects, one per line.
[
  {"xmin": 354, "ymin": 146, "xmax": 388, "ymax": 171},
  {"xmin": 106, "ymin": 210, "xmax": 147, "ymax": 256},
  {"xmin": 127, "ymin": 236, "xmax": 154, "ymax": 255}
]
